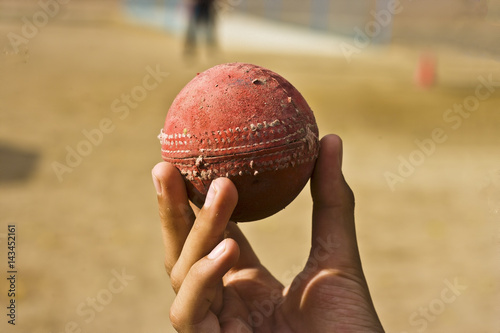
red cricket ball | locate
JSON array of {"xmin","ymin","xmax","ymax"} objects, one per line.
[{"xmin": 159, "ymin": 62, "xmax": 319, "ymax": 222}]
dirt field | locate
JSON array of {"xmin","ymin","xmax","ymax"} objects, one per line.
[{"xmin": 1, "ymin": 2, "xmax": 500, "ymax": 333}]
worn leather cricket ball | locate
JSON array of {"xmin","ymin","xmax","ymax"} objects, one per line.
[{"xmin": 159, "ymin": 62, "xmax": 319, "ymax": 222}]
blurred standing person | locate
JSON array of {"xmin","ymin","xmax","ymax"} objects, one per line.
[{"xmin": 184, "ymin": 0, "xmax": 217, "ymax": 55}]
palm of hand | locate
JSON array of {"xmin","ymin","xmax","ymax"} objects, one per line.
[
  {"xmin": 202, "ymin": 257, "xmax": 382, "ymax": 333},
  {"xmin": 156, "ymin": 135, "xmax": 384, "ymax": 333}
]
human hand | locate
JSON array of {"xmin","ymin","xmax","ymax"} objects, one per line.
[{"xmin": 152, "ymin": 134, "xmax": 385, "ymax": 332}]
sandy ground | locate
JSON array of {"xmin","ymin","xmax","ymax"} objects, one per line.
[{"xmin": 1, "ymin": 2, "xmax": 500, "ymax": 333}]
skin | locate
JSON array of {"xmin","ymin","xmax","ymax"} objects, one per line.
[{"xmin": 152, "ymin": 134, "xmax": 385, "ymax": 333}]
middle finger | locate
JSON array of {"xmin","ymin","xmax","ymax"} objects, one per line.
[{"xmin": 170, "ymin": 177, "xmax": 238, "ymax": 292}]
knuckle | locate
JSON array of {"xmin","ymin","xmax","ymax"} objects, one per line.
[
  {"xmin": 340, "ymin": 176, "xmax": 356, "ymax": 211},
  {"xmin": 164, "ymin": 258, "xmax": 174, "ymax": 276},
  {"xmin": 344, "ymin": 184, "xmax": 355, "ymax": 210},
  {"xmin": 169, "ymin": 265, "xmax": 183, "ymax": 293},
  {"xmin": 169, "ymin": 304, "xmax": 185, "ymax": 331}
]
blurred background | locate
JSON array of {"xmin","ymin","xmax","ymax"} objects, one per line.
[{"xmin": 1, "ymin": 0, "xmax": 500, "ymax": 332}]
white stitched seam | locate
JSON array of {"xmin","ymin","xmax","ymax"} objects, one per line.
[
  {"xmin": 163, "ymin": 145, "xmax": 311, "ymax": 167},
  {"xmin": 158, "ymin": 118, "xmax": 290, "ymax": 143},
  {"xmin": 160, "ymin": 127, "xmax": 307, "ymax": 155}
]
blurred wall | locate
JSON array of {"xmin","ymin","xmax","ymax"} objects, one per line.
[
  {"xmin": 0, "ymin": 0, "xmax": 122, "ymax": 22},
  {"xmin": 120, "ymin": 0, "xmax": 500, "ymax": 55}
]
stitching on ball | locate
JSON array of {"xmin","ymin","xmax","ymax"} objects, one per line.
[
  {"xmin": 160, "ymin": 124, "xmax": 313, "ymax": 155},
  {"xmin": 177, "ymin": 151, "xmax": 317, "ymax": 181},
  {"xmin": 169, "ymin": 145, "xmax": 305, "ymax": 166},
  {"xmin": 168, "ymin": 139, "xmax": 319, "ymax": 181},
  {"xmin": 158, "ymin": 118, "xmax": 287, "ymax": 145}
]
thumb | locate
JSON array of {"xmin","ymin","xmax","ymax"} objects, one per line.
[{"xmin": 309, "ymin": 135, "xmax": 361, "ymax": 270}]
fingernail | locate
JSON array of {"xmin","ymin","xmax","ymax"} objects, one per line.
[
  {"xmin": 208, "ymin": 239, "xmax": 226, "ymax": 259},
  {"xmin": 204, "ymin": 179, "xmax": 219, "ymax": 207},
  {"xmin": 152, "ymin": 171, "xmax": 161, "ymax": 195}
]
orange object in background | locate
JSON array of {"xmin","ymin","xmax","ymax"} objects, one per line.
[{"xmin": 415, "ymin": 52, "xmax": 437, "ymax": 88}]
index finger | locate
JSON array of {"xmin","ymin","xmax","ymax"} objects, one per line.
[{"xmin": 152, "ymin": 162, "xmax": 195, "ymax": 274}]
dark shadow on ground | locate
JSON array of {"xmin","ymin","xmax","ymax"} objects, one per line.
[{"xmin": 0, "ymin": 142, "xmax": 39, "ymax": 183}]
